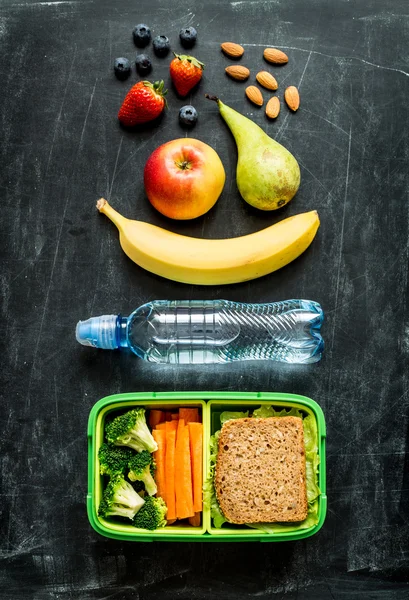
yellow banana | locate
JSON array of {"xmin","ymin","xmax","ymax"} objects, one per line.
[{"xmin": 96, "ymin": 198, "xmax": 319, "ymax": 285}]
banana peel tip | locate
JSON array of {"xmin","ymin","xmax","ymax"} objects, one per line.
[{"xmin": 96, "ymin": 198, "xmax": 107, "ymax": 211}]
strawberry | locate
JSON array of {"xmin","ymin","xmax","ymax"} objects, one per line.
[
  {"xmin": 169, "ymin": 54, "xmax": 204, "ymax": 97},
  {"xmin": 118, "ymin": 80, "xmax": 167, "ymax": 126}
]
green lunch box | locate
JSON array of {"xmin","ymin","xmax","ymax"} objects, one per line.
[{"xmin": 87, "ymin": 391, "xmax": 327, "ymax": 542}]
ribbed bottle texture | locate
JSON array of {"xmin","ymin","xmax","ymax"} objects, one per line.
[{"xmin": 125, "ymin": 299, "xmax": 324, "ymax": 364}]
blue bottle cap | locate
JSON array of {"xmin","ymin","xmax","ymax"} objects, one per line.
[{"xmin": 75, "ymin": 315, "xmax": 119, "ymax": 350}]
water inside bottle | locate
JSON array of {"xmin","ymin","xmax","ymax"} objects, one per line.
[{"xmin": 127, "ymin": 300, "xmax": 323, "ymax": 365}]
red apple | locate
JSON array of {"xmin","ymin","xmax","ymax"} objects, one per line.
[{"xmin": 144, "ymin": 138, "xmax": 226, "ymax": 220}]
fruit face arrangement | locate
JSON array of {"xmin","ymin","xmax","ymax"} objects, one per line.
[
  {"xmin": 143, "ymin": 138, "xmax": 226, "ymax": 220},
  {"xmin": 98, "ymin": 407, "xmax": 203, "ymax": 529},
  {"xmin": 106, "ymin": 24, "xmax": 319, "ymax": 286}
]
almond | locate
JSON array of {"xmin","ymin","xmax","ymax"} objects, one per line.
[
  {"xmin": 266, "ymin": 96, "xmax": 280, "ymax": 119},
  {"xmin": 263, "ymin": 48, "xmax": 289, "ymax": 64},
  {"xmin": 225, "ymin": 65, "xmax": 250, "ymax": 81},
  {"xmin": 245, "ymin": 85, "xmax": 263, "ymax": 106},
  {"xmin": 221, "ymin": 42, "xmax": 244, "ymax": 58},
  {"xmin": 284, "ymin": 86, "xmax": 300, "ymax": 111},
  {"xmin": 256, "ymin": 71, "xmax": 278, "ymax": 90}
]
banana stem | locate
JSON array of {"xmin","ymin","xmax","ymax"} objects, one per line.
[{"xmin": 96, "ymin": 198, "xmax": 128, "ymax": 230}]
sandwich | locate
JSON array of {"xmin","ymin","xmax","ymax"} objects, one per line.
[
  {"xmin": 205, "ymin": 405, "xmax": 320, "ymax": 531},
  {"xmin": 215, "ymin": 417, "xmax": 308, "ymax": 524}
]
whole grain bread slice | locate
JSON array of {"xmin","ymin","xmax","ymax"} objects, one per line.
[{"xmin": 215, "ymin": 417, "xmax": 308, "ymax": 524}]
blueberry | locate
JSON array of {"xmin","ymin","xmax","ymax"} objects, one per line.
[
  {"xmin": 133, "ymin": 23, "xmax": 151, "ymax": 47},
  {"xmin": 179, "ymin": 26, "xmax": 197, "ymax": 49},
  {"xmin": 135, "ymin": 54, "xmax": 152, "ymax": 76},
  {"xmin": 152, "ymin": 35, "xmax": 170, "ymax": 57},
  {"xmin": 114, "ymin": 57, "xmax": 131, "ymax": 80},
  {"xmin": 179, "ymin": 105, "xmax": 198, "ymax": 126}
]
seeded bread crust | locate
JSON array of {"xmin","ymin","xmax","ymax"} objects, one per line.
[{"xmin": 215, "ymin": 417, "xmax": 308, "ymax": 524}]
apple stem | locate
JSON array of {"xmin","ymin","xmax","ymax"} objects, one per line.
[
  {"xmin": 175, "ymin": 159, "xmax": 192, "ymax": 170},
  {"xmin": 205, "ymin": 94, "xmax": 219, "ymax": 103}
]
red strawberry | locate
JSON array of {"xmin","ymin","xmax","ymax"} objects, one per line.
[
  {"xmin": 169, "ymin": 54, "xmax": 204, "ymax": 97},
  {"xmin": 118, "ymin": 80, "xmax": 167, "ymax": 126}
]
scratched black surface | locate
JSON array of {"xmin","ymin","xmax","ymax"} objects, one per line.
[{"xmin": 1, "ymin": 0, "xmax": 409, "ymax": 597}]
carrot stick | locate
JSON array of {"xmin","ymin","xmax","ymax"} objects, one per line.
[
  {"xmin": 165, "ymin": 420, "xmax": 178, "ymax": 433},
  {"xmin": 165, "ymin": 411, "xmax": 173, "ymax": 422},
  {"xmin": 188, "ymin": 512, "xmax": 201, "ymax": 527},
  {"xmin": 182, "ymin": 426, "xmax": 194, "ymax": 517},
  {"xmin": 152, "ymin": 429, "xmax": 166, "ymax": 504},
  {"xmin": 175, "ymin": 422, "xmax": 194, "ymax": 519},
  {"xmin": 156, "ymin": 422, "xmax": 167, "ymax": 431},
  {"xmin": 177, "ymin": 417, "xmax": 185, "ymax": 438},
  {"xmin": 171, "ymin": 413, "xmax": 179, "ymax": 420},
  {"xmin": 179, "ymin": 408, "xmax": 200, "ymax": 424},
  {"xmin": 165, "ymin": 429, "xmax": 176, "ymax": 521},
  {"xmin": 188, "ymin": 422, "xmax": 203, "ymax": 512},
  {"xmin": 149, "ymin": 410, "xmax": 164, "ymax": 429}
]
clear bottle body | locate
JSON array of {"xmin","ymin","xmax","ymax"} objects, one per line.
[{"xmin": 122, "ymin": 299, "xmax": 324, "ymax": 364}]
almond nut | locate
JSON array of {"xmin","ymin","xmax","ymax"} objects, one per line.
[
  {"xmin": 256, "ymin": 71, "xmax": 278, "ymax": 90},
  {"xmin": 284, "ymin": 86, "xmax": 300, "ymax": 111},
  {"xmin": 225, "ymin": 65, "xmax": 250, "ymax": 81},
  {"xmin": 266, "ymin": 96, "xmax": 280, "ymax": 119},
  {"xmin": 221, "ymin": 42, "xmax": 245, "ymax": 58},
  {"xmin": 263, "ymin": 48, "xmax": 289, "ymax": 64},
  {"xmin": 245, "ymin": 85, "xmax": 263, "ymax": 106}
]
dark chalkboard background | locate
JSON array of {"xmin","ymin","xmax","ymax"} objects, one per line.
[{"xmin": 1, "ymin": 0, "xmax": 409, "ymax": 597}]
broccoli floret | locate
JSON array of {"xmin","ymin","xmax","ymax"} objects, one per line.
[
  {"xmin": 98, "ymin": 475, "xmax": 145, "ymax": 520},
  {"xmin": 105, "ymin": 408, "xmax": 158, "ymax": 453},
  {"xmin": 98, "ymin": 443, "xmax": 133, "ymax": 477},
  {"xmin": 128, "ymin": 450, "xmax": 157, "ymax": 496},
  {"xmin": 130, "ymin": 458, "xmax": 156, "ymax": 493},
  {"xmin": 133, "ymin": 496, "xmax": 167, "ymax": 530}
]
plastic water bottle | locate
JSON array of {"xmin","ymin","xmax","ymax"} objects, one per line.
[{"xmin": 76, "ymin": 299, "xmax": 324, "ymax": 364}]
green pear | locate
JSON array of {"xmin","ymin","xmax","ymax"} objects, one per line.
[{"xmin": 207, "ymin": 96, "xmax": 300, "ymax": 210}]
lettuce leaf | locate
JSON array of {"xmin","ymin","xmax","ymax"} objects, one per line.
[
  {"xmin": 306, "ymin": 451, "xmax": 320, "ymax": 503},
  {"xmin": 203, "ymin": 430, "xmax": 228, "ymax": 528},
  {"xmin": 303, "ymin": 412, "xmax": 318, "ymax": 454},
  {"xmin": 253, "ymin": 405, "xmax": 304, "ymax": 419},
  {"xmin": 303, "ymin": 414, "xmax": 320, "ymax": 504},
  {"xmin": 204, "ymin": 405, "xmax": 321, "ymax": 533},
  {"xmin": 220, "ymin": 411, "xmax": 249, "ymax": 426}
]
